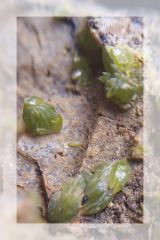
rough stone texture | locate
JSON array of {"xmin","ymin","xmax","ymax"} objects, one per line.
[
  {"xmin": 18, "ymin": 95, "xmax": 96, "ymax": 198},
  {"xmin": 88, "ymin": 17, "xmax": 143, "ymax": 48},
  {"xmin": 78, "ymin": 89, "xmax": 143, "ymax": 223},
  {"xmin": 17, "ymin": 17, "xmax": 77, "ymax": 219},
  {"xmin": 17, "ymin": 17, "xmax": 143, "ymax": 223},
  {"xmin": 17, "ymin": 153, "xmax": 46, "ymax": 222},
  {"xmin": 17, "ymin": 17, "xmax": 75, "ymax": 118},
  {"xmin": 81, "ymin": 97, "xmax": 143, "ymax": 171}
]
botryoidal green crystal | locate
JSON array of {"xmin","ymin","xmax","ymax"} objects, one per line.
[
  {"xmin": 23, "ymin": 96, "xmax": 63, "ymax": 135},
  {"xmin": 80, "ymin": 162, "xmax": 113, "ymax": 215},
  {"xmin": 108, "ymin": 159, "xmax": 131, "ymax": 195},
  {"xmin": 48, "ymin": 175, "xmax": 85, "ymax": 223},
  {"xmin": 71, "ymin": 51, "xmax": 92, "ymax": 88},
  {"xmin": 48, "ymin": 159, "xmax": 131, "ymax": 222},
  {"xmin": 99, "ymin": 45, "xmax": 143, "ymax": 109},
  {"xmin": 77, "ymin": 21, "xmax": 102, "ymax": 68},
  {"xmin": 81, "ymin": 159, "xmax": 130, "ymax": 215}
]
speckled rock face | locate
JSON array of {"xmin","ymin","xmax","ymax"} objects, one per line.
[
  {"xmin": 17, "ymin": 17, "xmax": 143, "ymax": 223},
  {"xmin": 17, "ymin": 17, "xmax": 97, "ymax": 204},
  {"xmin": 79, "ymin": 17, "xmax": 143, "ymax": 223},
  {"xmin": 18, "ymin": 95, "xmax": 96, "ymax": 197},
  {"xmin": 88, "ymin": 17, "xmax": 143, "ymax": 49}
]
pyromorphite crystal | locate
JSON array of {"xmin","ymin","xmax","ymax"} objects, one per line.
[
  {"xmin": 48, "ymin": 175, "xmax": 85, "ymax": 223},
  {"xmin": 23, "ymin": 96, "xmax": 63, "ymax": 135},
  {"xmin": 108, "ymin": 159, "xmax": 131, "ymax": 195},
  {"xmin": 99, "ymin": 45, "xmax": 143, "ymax": 109},
  {"xmin": 81, "ymin": 159, "xmax": 130, "ymax": 215},
  {"xmin": 71, "ymin": 51, "xmax": 92, "ymax": 88},
  {"xmin": 47, "ymin": 160, "xmax": 131, "ymax": 220},
  {"xmin": 81, "ymin": 162, "xmax": 113, "ymax": 215},
  {"xmin": 77, "ymin": 21, "xmax": 102, "ymax": 68}
]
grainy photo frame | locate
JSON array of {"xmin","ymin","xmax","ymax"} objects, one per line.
[{"xmin": 0, "ymin": 0, "xmax": 160, "ymax": 239}]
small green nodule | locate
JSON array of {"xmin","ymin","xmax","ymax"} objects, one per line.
[
  {"xmin": 48, "ymin": 175, "xmax": 85, "ymax": 223},
  {"xmin": 108, "ymin": 159, "xmax": 131, "ymax": 195},
  {"xmin": 23, "ymin": 96, "xmax": 63, "ymax": 135},
  {"xmin": 100, "ymin": 45, "xmax": 143, "ymax": 109},
  {"xmin": 81, "ymin": 159, "xmax": 130, "ymax": 215}
]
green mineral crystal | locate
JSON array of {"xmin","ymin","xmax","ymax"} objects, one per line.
[
  {"xmin": 48, "ymin": 175, "xmax": 85, "ymax": 223},
  {"xmin": 99, "ymin": 45, "xmax": 143, "ymax": 109},
  {"xmin": 81, "ymin": 162, "xmax": 113, "ymax": 215},
  {"xmin": 77, "ymin": 21, "xmax": 102, "ymax": 67},
  {"xmin": 23, "ymin": 96, "xmax": 63, "ymax": 135},
  {"xmin": 81, "ymin": 159, "xmax": 130, "ymax": 215},
  {"xmin": 48, "ymin": 160, "xmax": 130, "ymax": 220},
  {"xmin": 71, "ymin": 51, "xmax": 92, "ymax": 88},
  {"xmin": 108, "ymin": 159, "xmax": 131, "ymax": 195}
]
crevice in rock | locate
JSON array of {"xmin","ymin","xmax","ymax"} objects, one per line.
[{"xmin": 17, "ymin": 150, "xmax": 48, "ymax": 219}]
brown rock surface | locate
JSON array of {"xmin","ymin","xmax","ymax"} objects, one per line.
[{"xmin": 17, "ymin": 17, "xmax": 143, "ymax": 223}]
